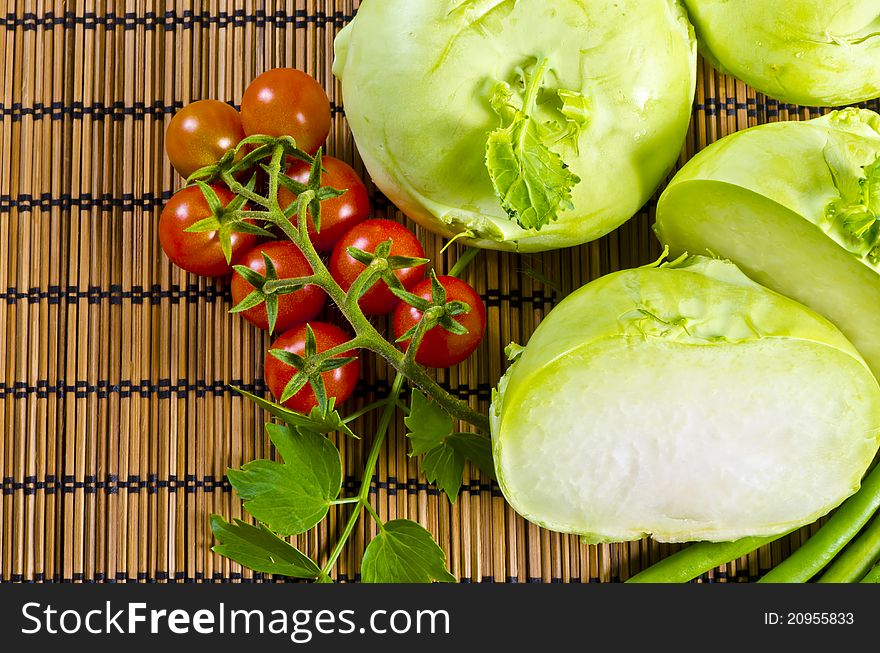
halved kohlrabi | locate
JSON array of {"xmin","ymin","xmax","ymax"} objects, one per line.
[
  {"xmin": 490, "ymin": 256, "xmax": 880, "ymax": 543},
  {"xmin": 332, "ymin": 0, "xmax": 696, "ymax": 252},
  {"xmin": 684, "ymin": 0, "xmax": 880, "ymax": 106},
  {"xmin": 655, "ymin": 108, "xmax": 880, "ymax": 378}
]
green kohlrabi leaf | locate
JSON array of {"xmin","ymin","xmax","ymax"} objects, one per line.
[
  {"xmin": 486, "ymin": 60, "xmax": 580, "ymax": 231},
  {"xmin": 361, "ymin": 519, "xmax": 457, "ymax": 583},
  {"xmin": 210, "ymin": 515, "xmax": 322, "ymax": 579},
  {"xmin": 227, "ymin": 424, "xmax": 342, "ymax": 536}
]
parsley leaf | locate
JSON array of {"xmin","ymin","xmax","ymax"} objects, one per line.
[
  {"xmin": 421, "ymin": 445, "xmax": 465, "ymax": 502},
  {"xmin": 361, "ymin": 519, "xmax": 457, "ymax": 583},
  {"xmin": 209, "ymin": 516, "xmax": 321, "ymax": 579},
  {"xmin": 227, "ymin": 424, "xmax": 342, "ymax": 536},
  {"xmin": 486, "ymin": 58, "xmax": 580, "ymax": 230},
  {"xmin": 404, "ymin": 388, "xmax": 454, "ymax": 455},
  {"xmin": 405, "ymin": 390, "xmax": 495, "ymax": 502}
]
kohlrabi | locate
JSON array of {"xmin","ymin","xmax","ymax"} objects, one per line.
[
  {"xmin": 684, "ymin": 0, "xmax": 880, "ymax": 106},
  {"xmin": 332, "ymin": 0, "xmax": 696, "ymax": 252},
  {"xmin": 655, "ymin": 108, "xmax": 880, "ymax": 378},
  {"xmin": 490, "ymin": 256, "xmax": 880, "ymax": 543}
]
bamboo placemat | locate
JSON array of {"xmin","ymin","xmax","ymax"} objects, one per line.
[{"xmin": 1, "ymin": 0, "xmax": 878, "ymax": 584}]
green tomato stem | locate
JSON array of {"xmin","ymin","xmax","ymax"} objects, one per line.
[{"xmin": 759, "ymin": 463, "xmax": 880, "ymax": 583}]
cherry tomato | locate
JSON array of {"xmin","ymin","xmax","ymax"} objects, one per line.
[
  {"xmin": 240, "ymin": 68, "xmax": 331, "ymax": 155},
  {"xmin": 165, "ymin": 100, "xmax": 245, "ymax": 179},
  {"xmin": 393, "ymin": 276, "xmax": 487, "ymax": 368},
  {"xmin": 279, "ymin": 156, "xmax": 371, "ymax": 251},
  {"xmin": 158, "ymin": 185, "xmax": 258, "ymax": 277},
  {"xmin": 329, "ymin": 219, "xmax": 426, "ymax": 316},
  {"xmin": 231, "ymin": 241, "xmax": 326, "ymax": 333},
  {"xmin": 264, "ymin": 322, "xmax": 360, "ymax": 413}
]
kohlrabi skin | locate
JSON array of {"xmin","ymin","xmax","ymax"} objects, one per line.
[
  {"xmin": 490, "ymin": 256, "xmax": 880, "ymax": 544},
  {"xmin": 684, "ymin": 0, "xmax": 880, "ymax": 106},
  {"xmin": 655, "ymin": 108, "xmax": 880, "ymax": 378},
  {"xmin": 332, "ymin": 0, "xmax": 696, "ymax": 252}
]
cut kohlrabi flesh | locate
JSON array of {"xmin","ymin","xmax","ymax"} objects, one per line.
[{"xmin": 490, "ymin": 256, "xmax": 880, "ymax": 543}]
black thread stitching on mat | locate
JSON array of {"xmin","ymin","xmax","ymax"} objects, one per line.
[
  {"xmin": 0, "ymin": 378, "xmax": 494, "ymax": 401},
  {"xmin": 693, "ymin": 96, "xmax": 879, "ymax": 117},
  {"xmin": 0, "ymin": 100, "xmax": 345, "ymax": 122},
  {"xmin": 0, "ymin": 10, "xmax": 355, "ymax": 31},
  {"xmin": 1, "ymin": 475, "xmax": 499, "ymax": 497},
  {"xmin": 0, "ymin": 284, "xmax": 234, "ymax": 306},
  {"xmin": 0, "ymin": 192, "xmax": 171, "ymax": 213}
]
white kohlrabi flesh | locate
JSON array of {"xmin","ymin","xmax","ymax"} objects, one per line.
[
  {"xmin": 683, "ymin": 0, "xmax": 880, "ymax": 106},
  {"xmin": 332, "ymin": 0, "xmax": 696, "ymax": 252},
  {"xmin": 490, "ymin": 256, "xmax": 880, "ymax": 543},
  {"xmin": 655, "ymin": 108, "xmax": 880, "ymax": 378}
]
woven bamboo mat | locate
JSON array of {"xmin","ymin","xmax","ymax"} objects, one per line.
[{"xmin": 1, "ymin": 0, "xmax": 878, "ymax": 584}]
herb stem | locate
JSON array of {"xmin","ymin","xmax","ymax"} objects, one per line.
[{"xmin": 320, "ymin": 373, "xmax": 406, "ymax": 579}]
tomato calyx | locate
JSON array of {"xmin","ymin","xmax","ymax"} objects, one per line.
[
  {"xmin": 183, "ymin": 179, "xmax": 273, "ymax": 263},
  {"xmin": 231, "ymin": 252, "xmax": 316, "ymax": 334},
  {"xmin": 276, "ymin": 150, "xmax": 347, "ymax": 231},
  {"xmin": 344, "ymin": 239, "xmax": 431, "ymax": 308},
  {"xmin": 268, "ymin": 325, "xmax": 360, "ymax": 411},
  {"xmin": 391, "ymin": 271, "xmax": 472, "ymax": 348}
]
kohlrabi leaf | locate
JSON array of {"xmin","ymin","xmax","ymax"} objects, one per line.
[
  {"xmin": 486, "ymin": 61, "xmax": 580, "ymax": 231},
  {"xmin": 227, "ymin": 424, "xmax": 342, "ymax": 536},
  {"xmin": 361, "ymin": 519, "xmax": 457, "ymax": 583},
  {"xmin": 210, "ymin": 516, "xmax": 321, "ymax": 579}
]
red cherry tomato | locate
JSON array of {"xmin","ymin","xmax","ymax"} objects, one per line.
[
  {"xmin": 279, "ymin": 156, "xmax": 371, "ymax": 251},
  {"xmin": 329, "ymin": 219, "xmax": 426, "ymax": 316},
  {"xmin": 231, "ymin": 241, "xmax": 326, "ymax": 333},
  {"xmin": 158, "ymin": 185, "xmax": 257, "ymax": 277},
  {"xmin": 264, "ymin": 322, "xmax": 360, "ymax": 413},
  {"xmin": 164, "ymin": 100, "xmax": 245, "ymax": 179},
  {"xmin": 240, "ymin": 68, "xmax": 331, "ymax": 155},
  {"xmin": 393, "ymin": 276, "xmax": 487, "ymax": 368}
]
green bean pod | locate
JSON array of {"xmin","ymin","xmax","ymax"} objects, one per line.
[
  {"xmin": 860, "ymin": 564, "xmax": 880, "ymax": 583},
  {"xmin": 818, "ymin": 513, "xmax": 880, "ymax": 583},
  {"xmin": 626, "ymin": 536, "xmax": 777, "ymax": 584}
]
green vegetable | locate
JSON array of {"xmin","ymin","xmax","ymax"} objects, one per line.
[
  {"xmin": 491, "ymin": 255, "xmax": 880, "ymax": 543},
  {"xmin": 655, "ymin": 108, "xmax": 880, "ymax": 377},
  {"xmin": 626, "ymin": 536, "xmax": 778, "ymax": 584},
  {"xmin": 861, "ymin": 564, "xmax": 880, "ymax": 583},
  {"xmin": 759, "ymin": 462, "xmax": 880, "ymax": 583},
  {"xmin": 333, "ymin": 0, "xmax": 696, "ymax": 252},
  {"xmin": 683, "ymin": 0, "xmax": 880, "ymax": 106},
  {"xmin": 818, "ymin": 513, "xmax": 880, "ymax": 583}
]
